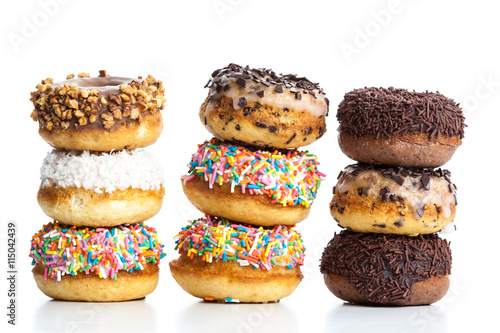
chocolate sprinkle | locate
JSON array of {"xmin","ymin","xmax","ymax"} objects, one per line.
[
  {"xmin": 235, "ymin": 78, "xmax": 246, "ymax": 88},
  {"xmin": 335, "ymin": 163, "xmax": 457, "ymax": 206},
  {"xmin": 205, "ymin": 63, "xmax": 326, "ymax": 103},
  {"xmin": 337, "ymin": 87, "xmax": 466, "ymax": 139},
  {"xmin": 238, "ymin": 97, "xmax": 247, "ymax": 108},
  {"xmin": 338, "ymin": 163, "xmax": 455, "ymax": 191},
  {"xmin": 320, "ymin": 231, "xmax": 452, "ymax": 304}
]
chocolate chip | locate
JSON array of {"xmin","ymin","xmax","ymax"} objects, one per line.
[
  {"xmin": 223, "ymin": 84, "xmax": 231, "ymax": 92},
  {"xmin": 238, "ymin": 97, "xmax": 247, "ymax": 108},
  {"xmin": 275, "ymin": 84, "xmax": 283, "ymax": 93},
  {"xmin": 373, "ymin": 224, "xmax": 386, "ymax": 228},
  {"xmin": 392, "ymin": 175, "xmax": 404, "ymax": 186},
  {"xmin": 285, "ymin": 132, "xmax": 296, "ymax": 144},
  {"xmin": 269, "ymin": 126, "xmax": 277, "ymax": 133},
  {"xmin": 416, "ymin": 207, "xmax": 424, "ymax": 218},
  {"xmin": 380, "ymin": 186, "xmax": 390, "ymax": 202},
  {"xmin": 235, "ymin": 78, "xmax": 246, "ymax": 88},
  {"xmin": 295, "ymin": 92, "xmax": 302, "ymax": 100},
  {"xmin": 393, "ymin": 221, "xmax": 404, "ymax": 227},
  {"xmin": 255, "ymin": 122, "xmax": 267, "ymax": 128},
  {"xmin": 421, "ymin": 174, "xmax": 431, "ymax": 190},
  {"xmin": 256, "ymin": 90, "xmax": 265, "ymax": 98}
]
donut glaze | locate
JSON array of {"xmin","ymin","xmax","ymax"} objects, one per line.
[{"xmin": 200, "ymin": 63, "xmax": 328, "ymax": 148}]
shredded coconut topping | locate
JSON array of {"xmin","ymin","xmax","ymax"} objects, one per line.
[{"xmin": 40, "ymin": 149, "xmax": 164, "ymax": 193}]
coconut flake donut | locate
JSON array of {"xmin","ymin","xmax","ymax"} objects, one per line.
[
  {"xmin": 200, "ymin": 63, "xmax": 328, "ymax": 149},
  {"xmin": 181, "ymin": 138, "xmax": 325, "ymax": 226},
  {"xmin": 330, "ymin": 163, "xmax": 457, "ymax": 236},
  {"xmin": 38, "ymin": 149, "xmax": 164, "ymax": 227},
  {"xmin": 337, "ymin": 87, "xmax": 466, "ymax": 167},
  {"xmin": 169, "ymin": 216, "xmax": 304, "ymax": 303},
  {"xmin": 30, "ymin": 71, "xmax": 165, "ymax": 151},
  {"xmin": 320, "ymin": 230, "xmax": 452, "ymax": 306},
  {"xmin": 29, "ymin": 222, "xmax": 166, "ymax": 302}
]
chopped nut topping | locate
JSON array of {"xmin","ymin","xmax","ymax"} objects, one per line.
[
  {"xmin": 68, "ymin": 99, "xmax": 79, "ymax": 109},
  {"xmin": 130, "ymin": 109, "xmax": 139, "ymax": 119},
  {"xmin": 30, "ymin": 71, "xmax": 165, "ymax": 131}
]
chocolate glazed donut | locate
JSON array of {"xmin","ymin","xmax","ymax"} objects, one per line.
[
  {"xmin": 337, "ymin": 87, "xmax": 466, "ymax": 167},
  {"xmin": 320, "ymin": 230, "xmax": 452, "ymax": 306}
]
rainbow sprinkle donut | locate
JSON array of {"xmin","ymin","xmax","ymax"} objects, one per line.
[
  {"xmin": 169, "ymin": 216, "xmax": 305, "ymax": 303},
  {"xmin": 181, "ymin": 138, "xmax": 325, "ymax": 226},
  {"xmin": 30, "ymin": 222, "xmax": 165, "ymax": 302}
]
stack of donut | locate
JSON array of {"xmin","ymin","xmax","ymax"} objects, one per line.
[
  {"xmin": 169, "ymin": 63, "xmax": 328, "ymax": 303},
  {"xmin": 320, "ymin": 87, "xmax": 466, "ymax": 306},
  {"xmin": 28, "ymin": 71, "xmax": 167, "ymax": 302}
]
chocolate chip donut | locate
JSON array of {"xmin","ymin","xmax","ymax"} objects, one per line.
[
  {"xmin": 320, "ymin": 230, "xmax": 452, "ymax": 306},
  {"xmin": 30, "ymin": 71, "xmax": 165, "ymax": 151},
  {"xmin": 330, "ymin": 163, "xmax": 457, "ymax": 236},
  {"xmin": 337, "ymin": 87, "xmax": 466, "ymax": 167},
  {"xmin": 200, "ymin": 63, "xmax": 328, "ymax": 149}
]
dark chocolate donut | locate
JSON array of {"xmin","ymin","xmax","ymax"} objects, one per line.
[
  {"xmin": 337, "ymin": 87, "xmax": 466, "ymax": 167},
  {"xmin": 320, "ymin": 230, "xmax": 452, "ymax": 306}
]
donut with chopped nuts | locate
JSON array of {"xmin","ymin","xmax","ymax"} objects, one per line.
[
  {"xmin": 200, "ymin": 63, "xmax": 328, "ymax": 149},
  {"xmin": 320, "ymin": 230, "xmax": 452, "ymax": 306},
  {"xmin": 37, "ymin": 149, "xmax": 164, "ymax": 227},
  {"xmin": 181, "ymin": 138, "xmax": 325, "ymax": 226},
  {"xmin": 169, "ymin": 216, "xmax": 304, "ymax": 303},
  {"xmin": 30, "ymin": 71, "xmax": 165, "ymax": 151},
  {"xmin": 337, "ymin": 87, "xmax": 466, "ymax": 167},
  {"xmin": 30, "ymin": 221, "xmax": 166, "ymax": 302},
  {"xmin": 330, "ymin": 163, "xmax": 457, "ymax": 236}
]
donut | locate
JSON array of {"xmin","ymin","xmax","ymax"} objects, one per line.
[
  {"xmin": 337, "ymin": 87, "xmax": 466, "ymax": 167},
  {"xmin": 200, "ymin": 63, "xmax": 328, "ymax": 149},
  {"xmin": 320, "ymin": 230, "xmax": 452, "ymax": 306},
  {"xmin": 330, "ymin": 163, "xmax": 457, "ymax": 236},
  {"xmin": 169, "ymin": 216, "xmax": 304, "ymax": 303},
  {"xmin": 181, "ymin": 138, "xmax": 325, "ymax": 226},
  {"xmin": 38, "ymin": 149, "xmax": 164, "ymax": 227},
  {"xmin": 29, "ymin": 222, "xmax": 166, "ymax": 302},
  {"xmin": 30, "ymin": 71, "xmax": 165, "ymax": 151}
]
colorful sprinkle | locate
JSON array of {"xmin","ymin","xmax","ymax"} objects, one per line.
[
  {"xmin": 185, "ymin": 138, "xmax": 325, "ymax": 207},
  {"xmin": 174, "ymin": 216, "xmax": 305, "ymax": 270},
  {"xmin": 29, "ymin": 222, "xmax": 166, "ymax": 283}
]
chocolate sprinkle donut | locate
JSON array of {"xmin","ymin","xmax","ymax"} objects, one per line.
[
  {"xmin": 337, "ymin": 87, "xmax": 466, "ymax": 139},
  {"xmin": 320, "ymin": 230, "xmax": 452, "ymax": 304}
]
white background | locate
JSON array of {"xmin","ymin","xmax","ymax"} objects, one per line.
[{"xmin": 1, "ymin": 0, "xmax": 499, "ymax": 332}]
